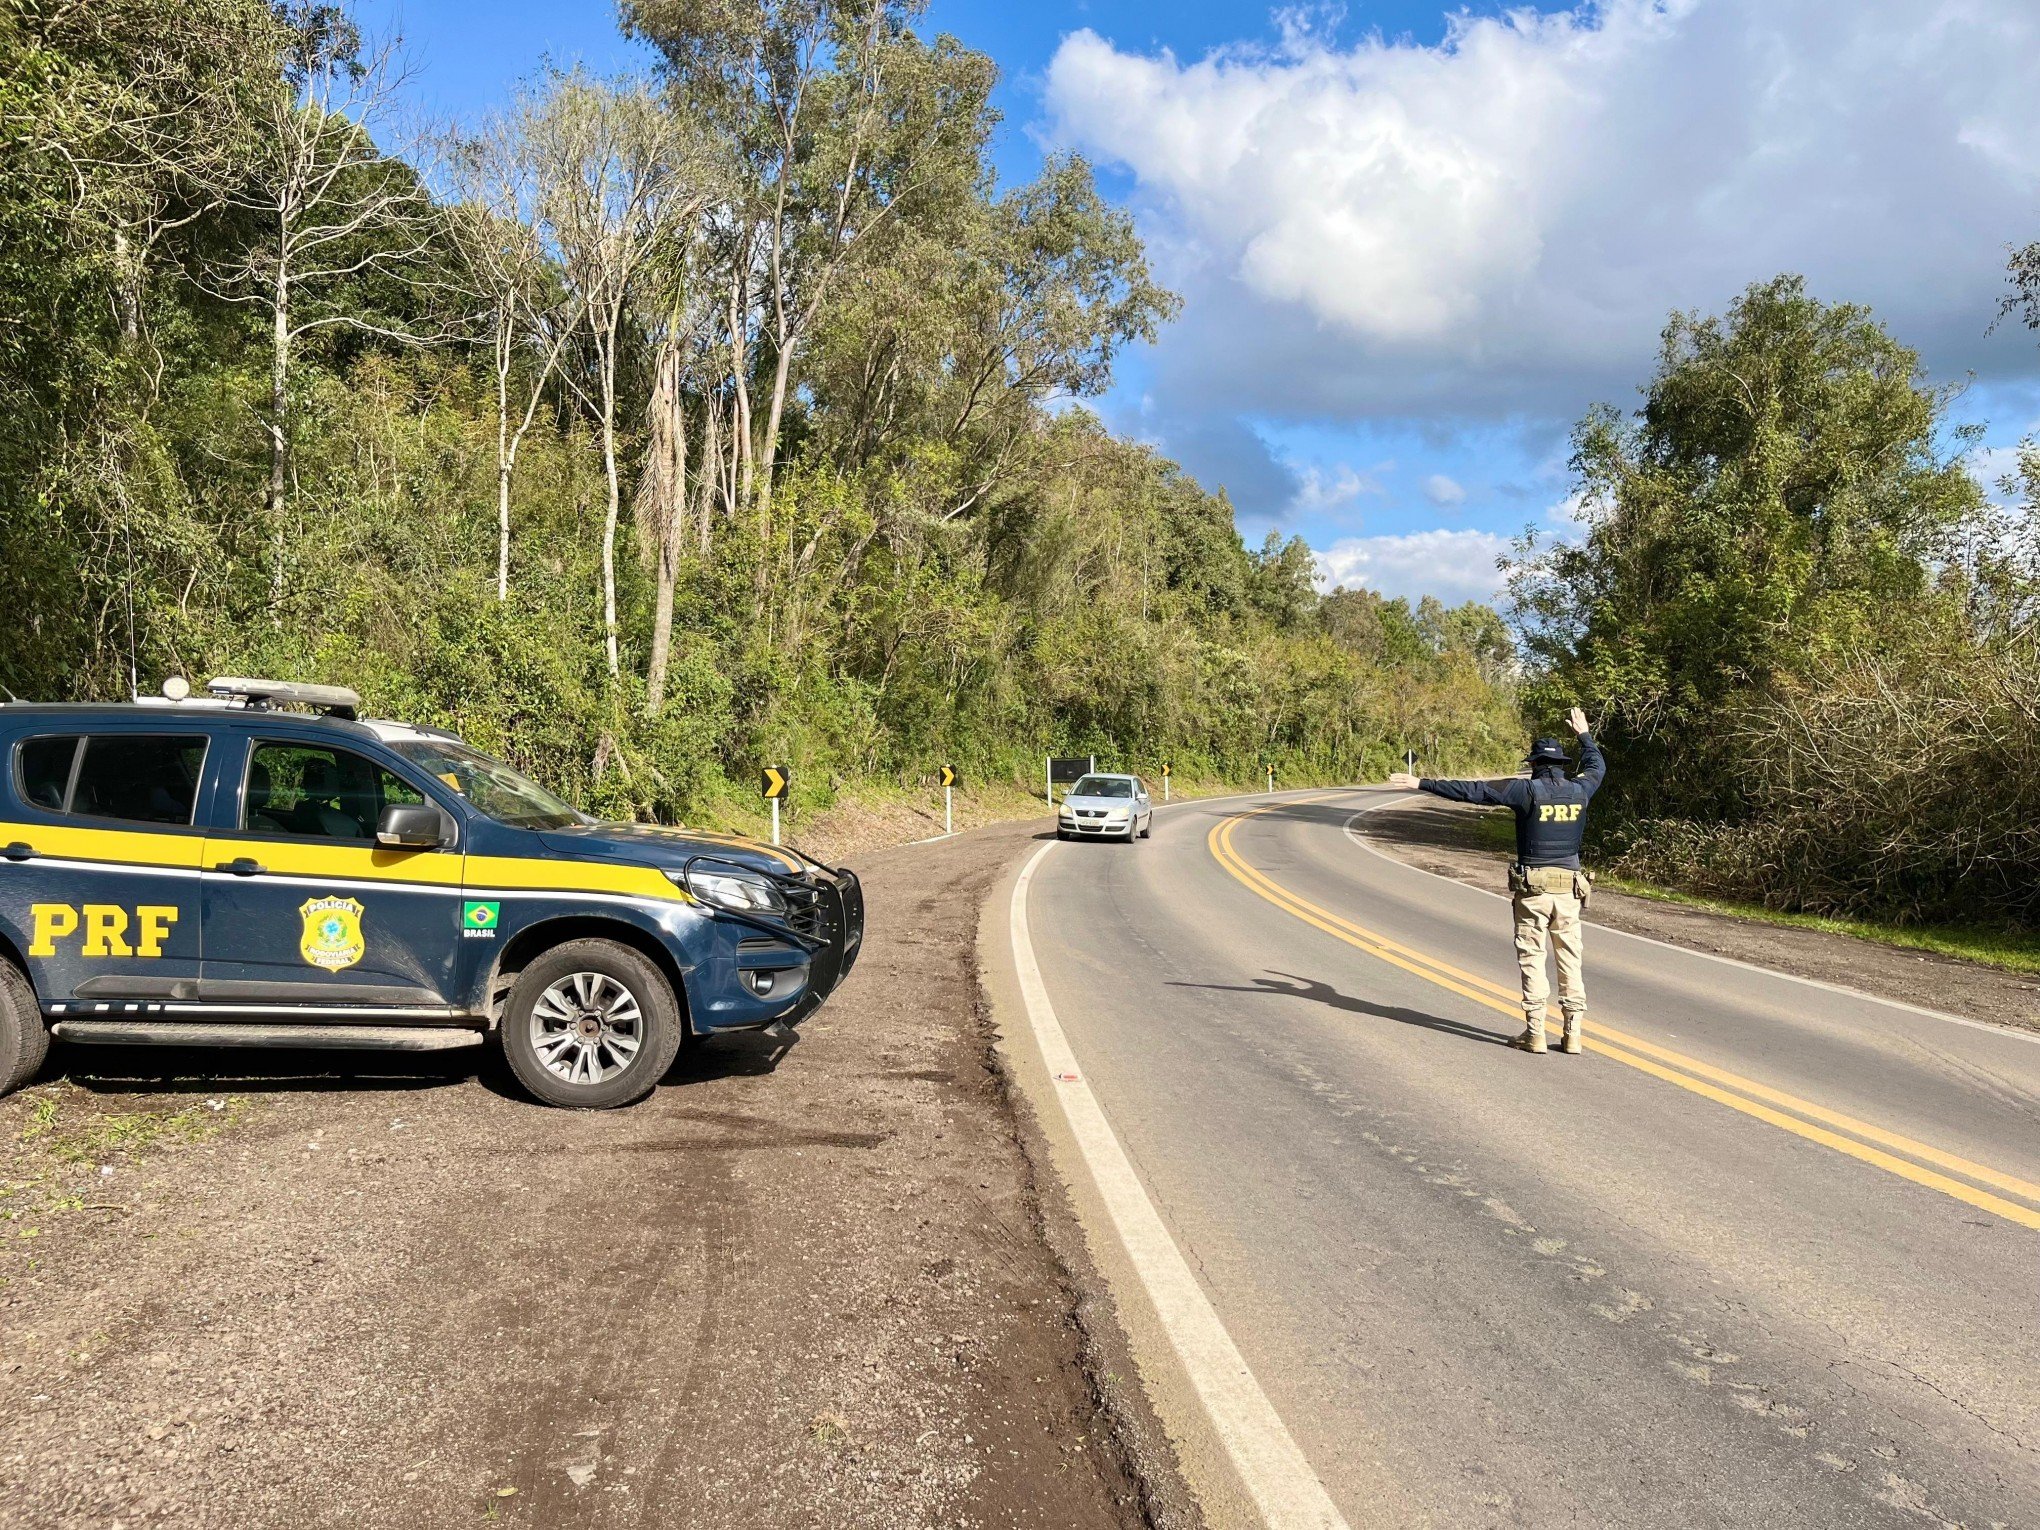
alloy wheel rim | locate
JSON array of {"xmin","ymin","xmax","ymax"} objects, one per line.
[{"xmin": 530, "ymin": 971, "xmax": 644, "ymax": 1086}]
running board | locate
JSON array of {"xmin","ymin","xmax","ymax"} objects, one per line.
[{"xmin": 50, "ymin": 1020, "xmax": 486, "ymax": 1052}]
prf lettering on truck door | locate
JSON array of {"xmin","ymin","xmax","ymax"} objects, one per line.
[{"xmin": 28, "ymin": 904, "xmax": 181, "ymax": 958}]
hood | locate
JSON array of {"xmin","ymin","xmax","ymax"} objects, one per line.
[
  {"xmin": 1061, "ymin": 793, "xmax": 1136, "ymax": 810},
  {"xmin": 538, "ymin": 822, "xmax": 816, "ymax": 878}
]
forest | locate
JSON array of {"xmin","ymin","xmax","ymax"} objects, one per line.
[
  {"xmin": 0, "ymin": 0, "xmax": 1521, "ymax": 829},
  {"xmin": 6, "ymin": 0, "xmax": 2035, "ymax": 934},
  {"xmin": 1513, "ymin": 275, "xmax": 2040, "ymax": 929}
]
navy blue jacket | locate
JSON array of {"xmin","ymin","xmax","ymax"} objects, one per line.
[{"xmin": 1418, "ymin": 733, "xmax": 1607, "ymax": 870}]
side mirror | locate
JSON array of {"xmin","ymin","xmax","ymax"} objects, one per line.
[{"xmin": 376, "ymin": 802, "xmax": 445, "ymax": 849}]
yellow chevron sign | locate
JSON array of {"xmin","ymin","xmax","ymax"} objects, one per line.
[
  {"xmin": 1161, "ymin": 763, "xmax": 1171, "ymax": 778},
  {"xmin": 941, "ymin": 765, "xmax": 958, "ymax": 788},
  {"xmin": 760, "ymin": 766, "xmax": 790, "ymax": 799}
]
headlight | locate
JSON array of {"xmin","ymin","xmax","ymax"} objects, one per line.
[{"xmin": 671, "ymin": 866, "xmax": 788, "ymax": 915}]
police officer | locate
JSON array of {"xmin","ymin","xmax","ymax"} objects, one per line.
[{"xmin": 1387, "ymin": 707, "xmax": 1606, "ymax": 1055}]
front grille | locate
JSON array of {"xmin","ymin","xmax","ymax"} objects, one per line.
[{"xmin": 780, "ymin": 882, "xmax": 829, "ymax": 941}]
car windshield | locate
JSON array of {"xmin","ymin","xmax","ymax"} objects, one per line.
[
  {"xmin": 1072, "ymin": 776, "xmax": 1134, "ymax": 798},
  {"xmin": 389, "ymin": 739, "xmax": 587, "ymax": 830}
]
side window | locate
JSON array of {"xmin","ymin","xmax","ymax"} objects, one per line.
[
  {"xmin": 244, "ymin": 741, "xmax": 425, "ymax": 841},
  {"xmin": 67, "ymin": 735, "xmax": 209, "ymax": 826},
  {"xmin": 17, "ymin": 736, "xmax": 79, "ymax": 812}
]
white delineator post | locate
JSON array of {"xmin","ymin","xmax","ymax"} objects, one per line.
[
  {"xmin": 771, "ymin": 796, "xmax": 780, "ymax": 846},
  {"xmin": 945, "ymin": 781, "xmax": 953, "ymax": 837}
]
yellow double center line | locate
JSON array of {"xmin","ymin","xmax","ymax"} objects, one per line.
[{"xmin": 1209, "ymin": 800, "xmax": 2040, "ymax": 1232}]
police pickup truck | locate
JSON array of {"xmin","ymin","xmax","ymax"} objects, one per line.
[{"xmin": 0, "ymin": 678, "xmax": 863, "ymax": 1108}]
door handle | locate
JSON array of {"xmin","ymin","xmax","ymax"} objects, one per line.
[
  {"xmin": 215, "ymin": 857, "xmax": 267, "ymax": 876},
  {"xmin": 2, "ymin": 841, "xmax": 32, "ymax": 862}
]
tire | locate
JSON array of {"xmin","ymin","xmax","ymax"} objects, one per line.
[
  {"xmin": 1056, "ymin": 829, "xmax": 1069, "ymax": 841},
  {"xmin": 497, "ymin": 939, "xmax": 685, "ymax": 1109},
  {"xmin": 1140, "ymin": 815, "xmax": 1152, "ymax": 839},
  {"xmin": 0, "ymin": 958, "xmax": 50, "ymax": 1097}
]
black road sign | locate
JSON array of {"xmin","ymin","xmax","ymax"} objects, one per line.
[
  {"xmin": 1047, "ymin": 756, "xmax": 1092, "ymax": 784},
  {"xmin": 761, "ymin": 765, "xmax": 790, "ymax": 799},
  {"xmin": 1403, "ymin": 749, "xmax": 1418, "ymax": 771},
  {"xmin": 940, "ymin": 764, "xmax": 959, "ymax": 788}
]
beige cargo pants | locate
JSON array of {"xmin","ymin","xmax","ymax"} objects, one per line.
[{"xmin": 1512, "ymin": 866, "xmax": 1586, "ymax": 1039}]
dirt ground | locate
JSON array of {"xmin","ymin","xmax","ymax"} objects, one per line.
[
  {"xmin": 0, "ymin": 820, "xmax": 1181, "ymax": 1529},
  {"xmin": 1361, "ymin": 798, "xmax": 2040, "ymax": 1036}
]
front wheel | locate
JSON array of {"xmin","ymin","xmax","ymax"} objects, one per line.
[{"xmin": 498, "ymin": 939, "xmax": 685, "ymax": 1109}]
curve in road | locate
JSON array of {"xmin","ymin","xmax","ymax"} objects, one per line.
[{"xmin": 1013, "ymin": 787, "xmax": 2040, "ymax": 1529}]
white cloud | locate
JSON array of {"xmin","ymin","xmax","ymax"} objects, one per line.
[
  {"xmin": 1315, "ymin": 528, "xmax": 1513, "ymax": 603},
  {"xmin": 1422, "ymin": 473, "xmax": 1466, "ymax": 508},
  {"xmin": 1966, "ymin": 422, "xmax": 2040, "ymax": 504},
  {"xmin": 1292, "ymin": 461, "xmax": 1384, "ymax": 517},
  {"xmin": 1544, "ymin": 490, "xmax": 1594, "ymax": 535},
  {"xmin": 1046, "ymin": 0, "xmax": 2040, "ymax": 475}
]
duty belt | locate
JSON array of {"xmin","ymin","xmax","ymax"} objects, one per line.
[{"xmin": 1510, "ymin": 864, "xmax": 1578, "ymax": 897}]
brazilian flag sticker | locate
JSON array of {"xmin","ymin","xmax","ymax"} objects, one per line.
[{"xmin": 461, "ymin": 901, "xmax": 501, "ymax": 938}]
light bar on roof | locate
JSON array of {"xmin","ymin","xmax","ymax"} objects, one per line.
[{"xmin": 204, "ymin": 677, "xmax": 362, "ymax": 719}]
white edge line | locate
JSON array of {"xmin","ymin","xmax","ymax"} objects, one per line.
[
  {"xmin": 1337, "ymin": 797, "xmax": 2040, "ymax": 1049},
  {"xmin": 1011, "ymin": 839, "xmax": 1351, "ymax": 1530}
]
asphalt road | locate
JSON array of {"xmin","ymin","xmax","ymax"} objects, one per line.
[{"xmin": 1020, "ymin": 789, "xmax": 2040, "ymax": 1529}]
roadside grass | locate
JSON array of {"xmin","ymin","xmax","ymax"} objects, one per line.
[
  {"xmin": 3, "ymin": 1085, "xmax": 250, "ymax": 1254},
  {"xmin": 1592, "ymin": 877, "xmax": 2040, "ymax": 975},
  {"xmin": 17, "ymin": 1086, "xmax": 248, "ymax": 1164},
  {"xmin": 1460, "ymin": 809, "xmax": 2040, "ymax": 975}
]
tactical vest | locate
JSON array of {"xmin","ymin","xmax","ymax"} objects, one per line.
[{"xmin": 1516, "ymin": 770, "xmax": 1592, "ymax": 867}]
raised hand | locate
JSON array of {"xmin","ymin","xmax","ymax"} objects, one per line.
[
  {"xmin": 1387, "ymin": 772, "xmax": 1421, "ymax": 791},
  {"xmin": 1568, "ymin": 706, "xmax": 1590, "ymax": 736}
]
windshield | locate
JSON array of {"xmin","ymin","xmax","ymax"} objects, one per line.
[
  {"xmin": 390, "ymin": 739, "xmax": 587, "ymax": 830},
  {"xmin": 1072, "ymin": 776, "xmax": 1134, "ymax": 798}
]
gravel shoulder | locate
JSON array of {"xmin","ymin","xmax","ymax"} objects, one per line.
[
  {"xmin": 0, "ymin": 821, "xmax": 1176, "ymax": 1529},
  {"xmin": 1361, "ymin": 797, "xmax": 2040, "ymax": 1036}
]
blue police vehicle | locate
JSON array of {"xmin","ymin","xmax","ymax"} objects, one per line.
[{"xmin": 0, "ymin": 678, "xmax": 863, "ymax": 1108}]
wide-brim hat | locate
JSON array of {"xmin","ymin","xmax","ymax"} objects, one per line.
[{"xmin": 1525, "ymin": 737, "xmax": 1571, "ymax": 766}]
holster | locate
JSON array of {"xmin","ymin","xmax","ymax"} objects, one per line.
[{"xmin": 1574, "ymin": 869, "xmax": 1594, "ymax": 909}]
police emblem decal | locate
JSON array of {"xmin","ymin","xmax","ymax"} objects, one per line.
[{"xmin": 299, "ymin": 896, "xmax": 366, "ymax": 971}]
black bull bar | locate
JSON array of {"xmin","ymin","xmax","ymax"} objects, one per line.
[{"xmin": 793, "ymin": 865, "xmax": 864, "ymax": 1017}]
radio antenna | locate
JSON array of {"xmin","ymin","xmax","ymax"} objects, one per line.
[{"xmin": 122, "ymin": 492, "xmax": 141, "ymax": 702}]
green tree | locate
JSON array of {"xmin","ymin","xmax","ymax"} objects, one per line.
[{"xmin": 1510, "ymin": 274, "xmax": 1985, "ymax": 817}]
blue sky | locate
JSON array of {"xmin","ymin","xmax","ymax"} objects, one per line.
[{"xmin": 358, "ymin": 0, "xmax": 2040, "ymax": 604}]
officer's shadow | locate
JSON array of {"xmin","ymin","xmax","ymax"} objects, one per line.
[{"xmin": 1172, "ymin": 970, "xmax": 1513, "ymax": 1048}]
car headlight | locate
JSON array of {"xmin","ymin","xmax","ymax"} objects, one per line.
[{"xmin": 672, "ymin": 866, "xmax": 788, "ymax": 915}]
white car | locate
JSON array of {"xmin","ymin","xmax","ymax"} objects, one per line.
[{"xmin": 1056, "ymin": 773, "xmax": 1153, "ymax": 843}]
